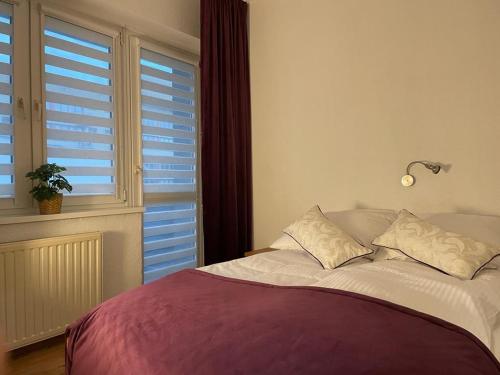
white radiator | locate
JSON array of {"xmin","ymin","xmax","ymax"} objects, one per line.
[{"xmin": 0, "ymin": 232, "xmax": 103, "ymax": 349}]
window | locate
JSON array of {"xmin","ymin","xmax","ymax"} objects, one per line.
[
  {"xmin": 0, "ymin": 1, "xmax": 13, "ymax": 198},
  {"xmin": 138, "ymin": 46, "xmax": 199, "ymax": 283},
  {"xmin": 0, "ymin": 1, "xmax": 201, "ymax": 231},
  {"xmin": 0, "ymin": 0, "xmax": 30, "ymax": 210},
  {"xmin": 42, "ymin": 16, "xmax": 117, "ymax": 197},
  {"xmin": 0, "ymin": 2, "xmax": 126, "ymax": 213}
]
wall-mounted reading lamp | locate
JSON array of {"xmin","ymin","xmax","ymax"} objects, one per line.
[{"xmin": 401, "ymin": 161, "xmax": 441, "ymax": 187}]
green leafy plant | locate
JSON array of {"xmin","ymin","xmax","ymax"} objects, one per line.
[{"xmin": 26, "ymin": 163, "xmax": 73, "ymax": 201}]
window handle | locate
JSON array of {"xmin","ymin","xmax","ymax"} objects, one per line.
[
  {"xmin": 33, "ymin": 99, "xmax": 42, "ymax": 121},
  {"xmin": 16, "ymin": 97, "xmax": 26, "ymax": 120},
  {"xmin": 135, "ymin": 165, "xmax": 143, "ymax": 174}
]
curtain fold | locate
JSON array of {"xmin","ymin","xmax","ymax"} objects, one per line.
[{"xmin": 200, "ymin": 0, "xmax": 253, "ymax": 264}]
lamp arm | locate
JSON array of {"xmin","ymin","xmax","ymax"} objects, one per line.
[{"xmin": 406, "ymin": 161, "xmax": 441, "ymax": 175}]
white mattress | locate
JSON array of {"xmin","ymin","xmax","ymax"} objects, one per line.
[{"xmin": 200, "ymin": 249, "xmax": 500, "ymax": 361}]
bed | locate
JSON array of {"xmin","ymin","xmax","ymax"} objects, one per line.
[{"xmin": 65, "ymin": 209, "xmax": 500, "ymax": 374}]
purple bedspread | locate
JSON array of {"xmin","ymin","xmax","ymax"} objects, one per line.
[{"xmin": 66, "ymin": 269, "xmax": 500, "ymax": 375}]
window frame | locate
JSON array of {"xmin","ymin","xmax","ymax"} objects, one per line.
[
  {"xmin": 129, "ymin": 35, "xmax": 204, "ymax": 268},
  {"xmin": 0, "ymin": 0, "xmax": 32, "ymax": 211},
  {"xmin": 0, "ymin": 1, "xmax": 200, "ymax": 222},
  {"xmin": 31, "ymin": 2, "xmax": 129, "ymax": 209}
]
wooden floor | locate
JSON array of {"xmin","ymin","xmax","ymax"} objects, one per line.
[{"xmin": 6, "ymin": 336, "xmax": 65, "ymax": 375}]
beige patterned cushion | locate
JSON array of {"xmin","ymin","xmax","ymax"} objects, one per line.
[
  {"xmin": 283, "ymin": 206, "xmax": 373, "ymax": 269},
  {"xmin": 426, "ymin": 213, "xmax": 500, "ymax": 269},
  {"xmin": 372, "ymin": 210, "xmax": 500, "ymax": 279}
]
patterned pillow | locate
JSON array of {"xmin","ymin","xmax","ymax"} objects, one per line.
[
  {"xmin": 283, "ymin": 206, "xmax": 373, "ymax": 269},
  {"xmin": 372, "ymin": 210, "xmax": 500, "ymax": 279}
]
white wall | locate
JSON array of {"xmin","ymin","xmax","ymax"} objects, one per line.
[
  {"xmin": 52, "ymin": 0, "xmax": 200, "ymax": 52},
  {"xmin": 249, "ymin": 0, "xmax": 500, "ymax": 248},
  {"xmin": 0, "ymin": 213, "xmax": 142, "ymax": 299}
]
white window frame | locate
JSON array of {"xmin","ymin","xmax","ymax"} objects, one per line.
[
  {"xmin": 129, "ymin": 35, "xmax": 204, "ymax": 267},
  {"xmin": 30, "ymin": 1, "xmax": 130, "ymax": 209},
  {"xmin": 0, "ymin": 0, "xmax": 32, "ymax": 211},
  {"xmin": 0, "ymin": 1, "xmax": 200, "ymax": 221}
]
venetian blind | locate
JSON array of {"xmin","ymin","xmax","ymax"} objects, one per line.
[
  {"xmin": 43, "ymin": 17, "xmax": 116, "ymax": 196},
  {"xmin": 140, "ymin": 48, "xmax": 196, "ymax": 194},
  {"xmin": 0, "ymin": 2, "xmax": 13, "ymax": 198},
  {"xmin": 140, "ymin": 48, "xmax": 198, "ymax": 282}
]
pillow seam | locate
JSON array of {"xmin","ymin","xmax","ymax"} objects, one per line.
[
  {"xmin": 471, "ymin": 252, "xmax": 500, "ymax": 279},
  {"xmin": 283, "ymin": 230, "xmax": 326, "ymax": 269}
]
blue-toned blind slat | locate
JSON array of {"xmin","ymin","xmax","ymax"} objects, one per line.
[{"xmin": 43, "ymin": 16, "xmax": 116, "ymax": 196}]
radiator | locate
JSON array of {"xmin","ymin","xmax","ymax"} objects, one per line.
[{"xmin": 0, "ymin": 232, "xmax": 103, "ymax": 349}]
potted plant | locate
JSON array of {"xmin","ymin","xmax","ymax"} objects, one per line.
[{"xmin": 26, "ymin": 163, "xmax": 73, "ymax": 215}]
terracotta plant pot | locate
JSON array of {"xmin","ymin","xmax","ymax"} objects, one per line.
[{"xmin": 38, "ymin": 193, "xmax": 63, "ymax": 215}]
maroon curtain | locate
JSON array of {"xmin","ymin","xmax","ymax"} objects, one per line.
[{"xmin": 200, "ymin": 0, "xmax": 253, "ymax": 264}]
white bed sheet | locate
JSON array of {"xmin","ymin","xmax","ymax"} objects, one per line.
[{"xmin": 200, "ymin": 249, "xmax": 500, "ymax": 361}]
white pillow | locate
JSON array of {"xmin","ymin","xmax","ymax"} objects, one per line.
[
  {"xmin": 283, "ymin": 206, "xmax": 373, "ymax": 269},
  {"xmin": 270, "ymin": 234, "xmax": 301, "ymax": 251},
  {"xmin": 325, "ymin": 209, "xmax": 397, "ymax": 253}
]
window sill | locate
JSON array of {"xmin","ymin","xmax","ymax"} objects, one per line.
[{"xmin": 0, "ymin": 207, "xmax": 144, "ymax": 225}]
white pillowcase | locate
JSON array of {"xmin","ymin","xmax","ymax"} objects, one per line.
[
  {"xmin": 325, "ymin": 209, "xmax": 397, "ymax": 255},
  {"xmin": 270, "ymin": 234, "xmax": 302, "ymax": 251}
]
